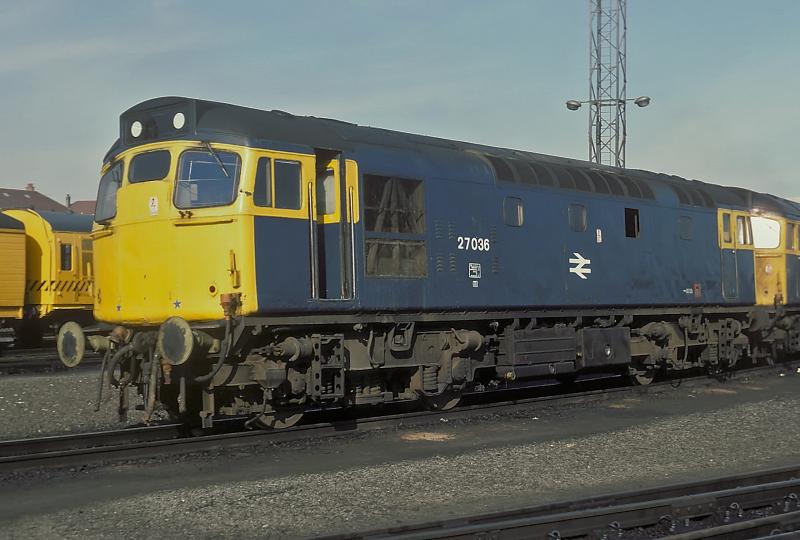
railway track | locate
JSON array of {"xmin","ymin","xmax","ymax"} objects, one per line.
[
  {"xmin": 329, "ymin": 464, "xmax": 800, "ymax": 539},
  {"xmin": 0, "ymin": 347, "xmax": 101, "ymax": 374},
  {"xmin": 0, "ymin": 363, "xmax": 794, "ymax": 474}
]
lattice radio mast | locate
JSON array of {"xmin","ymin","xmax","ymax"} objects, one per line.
[
  {"xmin": 590, "ymin": 0, "xmax": 626, "ymax": 167},
  {"xmin": 566, "ymin": 0, "xmax": 650, "ymax": 169}
]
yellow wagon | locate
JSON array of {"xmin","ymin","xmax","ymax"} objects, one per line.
[{"xmin": 0, "ymin": 209, "xmax": 94, "ymax": 347}]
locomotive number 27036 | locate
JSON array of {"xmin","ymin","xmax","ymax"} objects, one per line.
[{"xmin": 457, "ymin": 236, "xmax": 491, "ymax": 251}]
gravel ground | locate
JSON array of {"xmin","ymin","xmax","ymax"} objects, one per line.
[
  {"xmin": 2, "ymin": 373, "xmax": 799, "ymax": 539},
  {"xmin": 0, "ymin": 371, "xmax": 163, "ymax": 439}
]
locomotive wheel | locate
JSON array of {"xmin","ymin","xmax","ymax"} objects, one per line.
[
  {"xmin": 422, "ymin": 390, "xmax": 462, "ymax": 411},
  {"xmin": 255, "ymin": 408, "xmax": 304, "ymax": 429},
  {"xmin": 629, "ymin": 366, "xmax": 656, "ymax": 385}
]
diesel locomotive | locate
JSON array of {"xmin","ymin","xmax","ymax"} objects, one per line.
[
  {"xmin": 57, "ymin": 97, "xmax": 800, "ymax": 428},
  {"xmin": 0, "ymin": 209, "xmax": 94, "ymax": 348}
]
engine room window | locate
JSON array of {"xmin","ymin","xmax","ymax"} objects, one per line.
[
  {"xmin": 129, "ymin": 150, "xmax": 171, "ymax": 183},
  {"xmin": 568, "ymin": 204, "xmax": 587, "ymax": 232},
  {"xmin": 253, "ymin": 157, "xmax": 272, "ymax": 207},
  {"xmin": 503, "ymin": 197, "xmax": 524, "ymax": 227},
  {"xmin": 274, "ymin": 160, "xmax": 302, "ymax": 210},
  {"xmin": 363, "ymin": 174, "xmax": 427, "ymax": 278},
  {"xmin": 678, "ymin": 216, "xmax": 693, "ymax": 240},
  {"xmin": 751, "ymin": 216, "xmax": 780, "ymax": 249},
  {"xmin": 736, "ymin": 215, "xmax": 753, "ymax": 246},
  {"xmin": 175, "ymin": 149, "xmax": 240, "ymax": 209},
  {"xmin": 365, "ymin": 239, "xmax": 427, "ymax": 278},
  {"xmin": 95, "ymin": 162, "xmax": 123, "ymax": 223},
  {"xmin": 364, "ymin": 175, "xmax": 425, "ymax": 234},
  {"xmin": 60, "ymin": 243, "xmax": 72, "ymax": 271},
  {"xmin": 624, "ymin": 208, "xmax": 640, "ymax": 238},
  {"xmin": 316, "ymin": 169, "xmax": 336, "ymax": 215}
]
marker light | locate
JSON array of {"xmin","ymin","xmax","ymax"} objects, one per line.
[
  {"xmin": 131, "ymin": 121, "xmax": 143, "ymax": 137},
  {"xmin": 173, "ymin": 112, "xmax": 185, "ymax": 129}
]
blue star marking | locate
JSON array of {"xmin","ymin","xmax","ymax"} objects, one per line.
[{"xmin": 173, "ymin": 300, "xmax": 181, "ymax": 308}]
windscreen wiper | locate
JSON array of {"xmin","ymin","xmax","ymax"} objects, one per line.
[{"xmin": 203, "ymin": 141, "xmax": 230, "ymax": 178}]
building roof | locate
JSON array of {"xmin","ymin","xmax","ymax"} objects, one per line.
[
  {"xmin": 69, "ymin": 200, "xmax": 96, "ymax": 215},
  {"xmin": 0, "ymin": 186, "xmax": 69, "ymax": 212}
]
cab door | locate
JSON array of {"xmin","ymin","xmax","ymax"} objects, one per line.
[
  {"xmin": 309, "ymin": 151, "xmax": 358, "ymax": 301},
  {"xmin": 719, "ymin": 210, "xmax": 738, "ymax": 299},
  {"xmin": 252, "ymin": 150, "xmax": 359, "ymax": 310},
  {"xmin": 752, "ymin": 215, "xmax": 786, "ymax": 306},
  {"xmin": 251, "ymin": 152, "xmax": 316, "ymax": 311}
]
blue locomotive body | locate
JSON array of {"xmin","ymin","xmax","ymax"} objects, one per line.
[
  {"xmin": 70, "ymin": 97, "xmax": 800, "ymax": 428},
  {"xmin": 250, "ymin": 117, "xmax": 761, "ymax": 315}
]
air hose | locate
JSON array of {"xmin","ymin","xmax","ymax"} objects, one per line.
[
  {"xmin": 194, "ymin": 317, "xmax": 231, "ymax": 384},
  {"xmin": 105, "ymin": 343, "xmax": 134, "ymax": 389}
]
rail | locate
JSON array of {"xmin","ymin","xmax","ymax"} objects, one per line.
[
  {"xmin": 326, "ymin": 464, "xmax": 800, "ymax": 539},
  {"xmin": 0, "ymin": 347, "xmax": 101, "ymax": 374},
  {"xmin": 0, "ymin": 364, "xmax": 793, "ymax": 474}
]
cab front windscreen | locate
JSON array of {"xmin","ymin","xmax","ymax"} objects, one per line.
[
  {"xmin": 95, "ymin": 162, "xmax": 123, "ymax": 223},
  {"xmin": 174, "ymin": 149, "xmax": 241, "ymax": 209}
]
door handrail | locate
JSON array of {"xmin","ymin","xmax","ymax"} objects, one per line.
[
  {"xmin": 349, "ymin": 186, "xmax": 357, "ymax": 300},
  {"xmin": 307, "ymin": 182, "xmax": 319, "ymax": 299}
]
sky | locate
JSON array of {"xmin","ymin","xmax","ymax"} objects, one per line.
[{"xmin": 0, "ymin": 0, "xmax": 798, "ymax": 201}]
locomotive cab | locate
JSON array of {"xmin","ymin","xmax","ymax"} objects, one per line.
[
  {"xmin": 91, "ymin": 126, "xmax": 359, "ymax": 325},
  {"xmin": 92, "ymin": 141, "xmax": 259, "ymax": 324},
  {"xmin": 60, "ymin": 98, "xmax": 365, "ymax": 426}
]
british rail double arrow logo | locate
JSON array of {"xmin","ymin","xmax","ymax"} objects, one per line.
[{"xmin": 569, "ymin": 252, "xmax": 592, "ymax": 279}]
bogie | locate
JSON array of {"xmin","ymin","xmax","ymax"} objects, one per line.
[{"xmin": 59, "ymin": 306, "xmax": 800, "ymax": 429}]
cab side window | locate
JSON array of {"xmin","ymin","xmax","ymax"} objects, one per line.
[
  {"xmin": 275, "ymin": 160, "xmax": 301, "ymax": 210},
  {"xmin": 722, "ymin": 213, "xmax": 732, "ymax": 243},
  {"xmin": 736, "ymin": 215, "xmax": 752, "ymax": 246},
  {"xmin": 253, "ymin": 158, "xmax": 302, "ymax": 210},
  {"xmin": 316, "ymin": 169, "xmax": 336, "ymax": 216},
  {"xmin": 787, "ymin": 222, "xmax": 796, "ymax": 250},
  {"xmin": 253, "ymin": 158, "xmax": 272, "ymax": 207}
]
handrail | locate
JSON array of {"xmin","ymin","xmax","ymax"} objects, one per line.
[
  {"xmin": 307, "ymin": 182, "xmax": 318, "ymax": 299},
  {"xmin": 173, "ymin": 218, "xmax": 235, "ymax": 227},
  {"xmin": 348, "ymin": 186, "xmax": 357, "ymax": 300}
]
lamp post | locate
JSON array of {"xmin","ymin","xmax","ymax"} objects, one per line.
[{"xmin": 565, "ymin": 95, "xmax": 651, "ymax": 168}]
